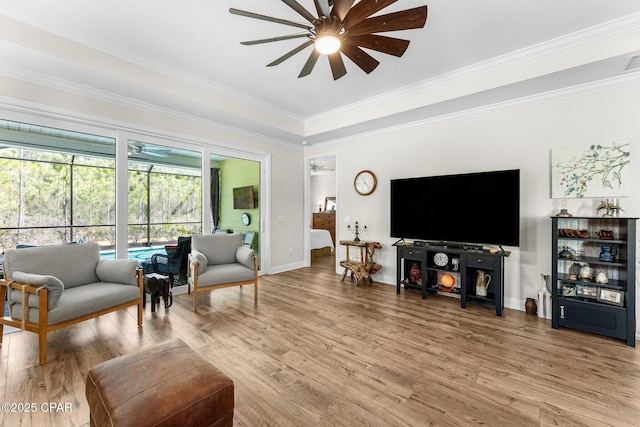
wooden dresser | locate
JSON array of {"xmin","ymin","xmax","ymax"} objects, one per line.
[{"xmin": 312, "ymin": 212, "xmax": 336, "ymax": 244}]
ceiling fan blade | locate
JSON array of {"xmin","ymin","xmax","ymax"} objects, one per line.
[
  {"xmin": 267, "ymin": 40, "xmax": 313, "ymax": 66},
  {"xmin": 343, "ymin": 0, "xmax": 397, "ymax": 30},
  {"xmin": 346, "ymin": 6, "xmax": 428, "ymax": 37},
  {"xmin": 330, "ymin": 0, "xmax": 355, "ymax": 21},
  {"xmin": 340, "ymin": 43, "xmax": 379, "ymax": 74},
  {"xmin": 281, "ymin": 0, "xmax": 317, "ymax": 24},
  {"xmin": 346, "ymin": 34, "xmax": 410, "ymax": 57},
  {"xmin": 229, "ymin": 8, "xmax": 312, "ymax": 30},
  {"xmin": 314, "ymin": 0, "xmax": 330, "ymax": 18},
  {"xmin": 241, "ymin": 33, "xmax": 310, "ymax": 46},
  {"xmin": 298, "ymin": 49, "xmax": 321, "ymax": 78},
  {"xmin": 328, "ymin": 52, "xmax": 347, "ymax": 80}
]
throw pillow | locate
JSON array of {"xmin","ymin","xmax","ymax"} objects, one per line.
[
  {"xmin": 10, "ymin": 271, "xmax": 64, "ymax": 309},
  {"xmin": 236, "ymin": 247, "xmax": 255, "ymax": 270},
  {"xmin": 192, "ymin": 250, "xmax": 208, "ymax": 275},
  {"xmin": 96, "ymin": 259, "xmax": 139, "ymax": 286}
]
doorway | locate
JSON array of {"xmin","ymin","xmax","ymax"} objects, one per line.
[{"xmin": 308, "ymin": 155, "xmax": 336, "ymax": 265}]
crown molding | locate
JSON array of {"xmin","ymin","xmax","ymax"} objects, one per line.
[
  {"xmin": 305, "ymin": 71, "xmax": 640, "ymax": 149},
  {"xmin": 305, "ymin": 12, "xmax": 640, "ymax": 130}
]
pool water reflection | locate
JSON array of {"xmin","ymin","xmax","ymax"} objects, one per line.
[{"xmin": 100, "ymin": 246, "xmax": 164, "ymax": 261}]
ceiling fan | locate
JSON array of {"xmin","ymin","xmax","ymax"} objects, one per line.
[
  {"xmin": 310, "ymin": 159, "xmax": 335, "ymax": 174},
  {"xmin": 230, "ymin": 0, "xmax": 428, "ymax": 80},
  {"xmin": 128, "ymin": 141, "xmax": 171, "ymax": 158}
]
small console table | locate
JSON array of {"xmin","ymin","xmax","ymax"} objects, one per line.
[
  {"xmin": 339, "ymin": 240, "xmax": 382, "ymax": 286},
  {"xmin": 394, "ymin": 242, "xmax": 510, "ymax": 316}
]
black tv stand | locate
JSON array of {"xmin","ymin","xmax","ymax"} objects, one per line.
[{"xmin": 395, "ymin": 242, "xmax": 510, "ymax": 316}]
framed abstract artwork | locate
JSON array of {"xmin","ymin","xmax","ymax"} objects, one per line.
[{"xmin": 551, "ymin": 143, "xmax": 630, "ymax": 198}]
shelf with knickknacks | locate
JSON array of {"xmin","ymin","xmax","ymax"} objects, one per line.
[{"xmin": 551, "ymin": 214, "xmax": 637, "ymax": 346}]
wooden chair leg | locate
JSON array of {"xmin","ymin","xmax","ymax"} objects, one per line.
[
  {"xmin": 39, "ymin": 330, "xmax": 47, "ymax": 365},
  {"xmin": 193, "ymin": 287, "xmax": 198, "ymax": 312},
  {"xmin": 39, "ymin": 289, "xmax": 48, "ymax": 365},
  {"xmin": 137, "ymin": 270, "xmax": 144, "ymax": 326}
]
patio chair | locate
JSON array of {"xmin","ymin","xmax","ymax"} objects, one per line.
[
  {"xmin": 243, "ymin": 231, "xmax": 256, "ymax": 249},
  {"xmin": 150, "ymin": 236, "xmax": 191, "ymax": 285}
]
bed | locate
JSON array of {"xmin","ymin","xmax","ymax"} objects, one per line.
[{"xmin": 311, "ymin": 229, "xmax": 334, "ymax": 257}]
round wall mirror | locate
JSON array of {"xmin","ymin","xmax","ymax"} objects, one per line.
[{"xmin": 241, "ymin": 213, "xmax": 251, "ymax": 226}]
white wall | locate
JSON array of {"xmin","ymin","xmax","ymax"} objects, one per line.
[
  {"xmin": 310, "ymin": 173, "xmax": 336, "ymax": 213},
  {"xmin": 307, "ymin": 82, "xmax": 640, "ymax": 332}
]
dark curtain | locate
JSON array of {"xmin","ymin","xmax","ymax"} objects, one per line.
[{"xmin": 210, "ymin": 168, "xmax": 220, "ymax": 231}]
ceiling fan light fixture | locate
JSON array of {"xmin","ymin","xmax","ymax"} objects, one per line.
[{"xmin": 314, "ymin": 33, "xmax": 340, "ymax": 55}]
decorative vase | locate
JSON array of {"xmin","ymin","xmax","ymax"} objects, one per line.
[
  {"xmin": 537, "ymin": 274, "xmax": 552, "ymax": 319},
  {"xmin": 525, "ymin": 298, "xmax": 537, "ymax": 315}
]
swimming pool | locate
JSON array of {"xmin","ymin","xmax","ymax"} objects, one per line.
[{"xmin": 100, "ymin": 246, "xmax": 164, "ymax": 261}]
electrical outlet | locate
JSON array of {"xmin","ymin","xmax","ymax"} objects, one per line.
[{"xmin": 277, "ymin": 215, "xmax": 285, "ymax": 222}]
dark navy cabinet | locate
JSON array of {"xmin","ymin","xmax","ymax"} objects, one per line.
[{"xmin": 551, "ymin": 217, "xmax": 637, "ymax": 346}]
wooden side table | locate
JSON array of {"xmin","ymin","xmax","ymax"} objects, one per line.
[{"xmin": 339, "ymin": 240, "xmax": 382, "ymax": 286}]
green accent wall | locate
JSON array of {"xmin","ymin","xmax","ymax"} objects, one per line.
[{"xmin": 215, "ymin": 157, "xmax": 260, "ymax": 257}]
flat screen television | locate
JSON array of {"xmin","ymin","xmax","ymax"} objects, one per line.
[
  {"xmin": 390, "ymin": 169, "xmax": 520, "ymax": 247},
  {"xmin": 233, "ymin": 186, "xmax": 255, "ymax": 209}
]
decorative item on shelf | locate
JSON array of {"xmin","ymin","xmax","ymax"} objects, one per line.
[
  {"xmin": 346, "ymin": 220, "xmax": 367, "ymax": 242},
  {"xmin": 451, "ymin": 257, "xmax": 460, "ymax": 271},
  {"xmin": 437, "ymin": 270, "xmax": 460, "ymax": 293},
  {"xmin": 440, "ymin": 274, "xmax": 455, "ymax": 292},
  {"xmin": 402, "ymin": 262, "xmax": 422, "ymax": 286},
  {"xmin": 433, "ymin": 252, "xmax": 449, "ymax": 268},
  {"xmin": 597, "ymin": 288, "xmax": 625, "ymax": 306},
  {"xmin": 525, "ymin": 298, "xmax": 537, "ymax": 315},
  {"xmin": 579, "ymin": 265, "xmax": 594, "ymax": 281},
  {"xmin": 558, "ymin": 229, "xmax": 588, "ymax": 238},
  {"xmin": 576, "ymin": 284, "xmax": 598, "ymax": 298},
  {"xmin": 318, "ymin": 200, "xmax": 323, "ymax": 212},
  {"xmin": 568, "ymin": 262, "xmax": 582, "ymax": 280},
  {"xmin": 596, "ymin": 230, "xmax": 614, "ymax": 240},
  {"xmin": 595, "ymin": 271, "xmax": 609, "ymax": 284},
  {"xmin": 555, "ymin": 200, "xmax": 572, "ymax": 217},
  {"xmin": 538, "ymin": 274, "xmax": 552, "ymax": 319},
  {"xmin": 562, "ymin": 283, "xmax": 577, "ymax": 296},
  {"xmin": 558, "ymin": 246, "xmax": 576, "ymax": 259},
  {"xmin": 596, "ymin": 199, "xmax": 624, "ymax": 218},
  {"xmin": 599, "ymin": 243, "xmax": 618, "ymax": 262},
  {"xmin": 475, "ymin": 270, "xmax": 492, "ymax": 297}
]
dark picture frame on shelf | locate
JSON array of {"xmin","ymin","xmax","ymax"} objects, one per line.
[
  {"xmin": 576, "ymin": 284, "xmax": 598, "ymax": 298},
  {"xmin": 562, "ymin": 283, "xmax": 577, "ymax": 296},
  {"xmin": 597, "ymin": 288, "xmax": 625, "ymax": 306}
]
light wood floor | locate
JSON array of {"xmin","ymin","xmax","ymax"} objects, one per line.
[{"xmin": 1, "ymin": 255, "xmax": 639, "ymax": 426}]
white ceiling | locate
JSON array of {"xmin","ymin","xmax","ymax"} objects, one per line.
[{"xmin": 1, "ymin": 1, "xmax": 640, "ymax": 146}]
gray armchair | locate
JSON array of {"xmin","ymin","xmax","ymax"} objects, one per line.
[{"xmin": 188, "ymin": 233, "xmax": 258, "ymax": 312}]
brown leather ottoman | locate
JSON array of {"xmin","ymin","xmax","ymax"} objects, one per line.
[{"xmin": 85, "ymin": 338, "xmax": 234, "ymax": 427}]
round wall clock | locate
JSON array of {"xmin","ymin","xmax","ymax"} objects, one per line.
[
  {"xmin": 241, "ymin": 213, "xmax": 251, "ymax": 226},
  {"xmin": 433, "ymin": 252, "xmax": 449, "ymax": 267},
  {"xmin": 354, "ymin": 170, "xmax": 377, "ymax": 196}
]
